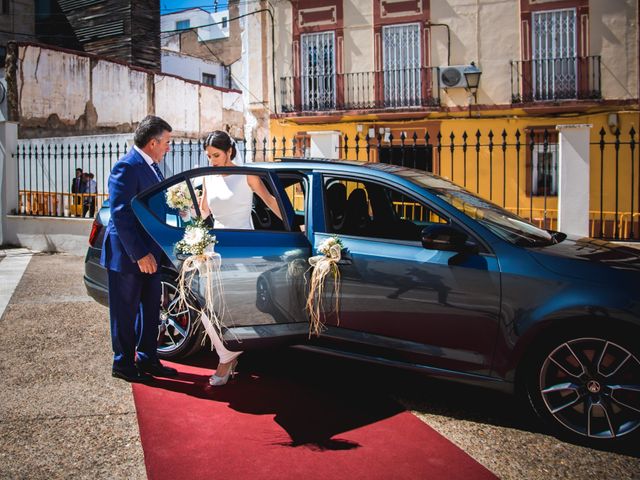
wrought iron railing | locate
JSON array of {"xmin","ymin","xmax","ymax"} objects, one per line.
[
  {"xmin": 280, "ymin": 67, "xmax": 440, "ymax": 113},
  {"xmin": 510, "ymin": 56, "xmax": 601, "ymax": 103},
  {"xmin": 13, "ymin": 127, "xmax": 639, "ymax": 241}
]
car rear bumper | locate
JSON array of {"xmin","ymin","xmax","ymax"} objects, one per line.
[{"xmin": 84, "ymin": 274, "xmax": 108, "ymax": 307}]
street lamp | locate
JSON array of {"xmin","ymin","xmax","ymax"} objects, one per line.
[{"xmin": 464, "ymin": 62, "xmax": 482, "ymax": 103}]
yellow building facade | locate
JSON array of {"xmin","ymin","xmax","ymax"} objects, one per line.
[{"xmin": 266, "ymin": 0, "xmax": 639, "ymax": 239}]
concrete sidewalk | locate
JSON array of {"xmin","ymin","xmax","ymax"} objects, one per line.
[{"xmin": 0, "ymin": 253, "xmax": 145, "ymax": 479}]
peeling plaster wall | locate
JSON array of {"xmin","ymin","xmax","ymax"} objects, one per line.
[
  {"xmin": 91, "ymin": 60, "xmax": 149, "ymax": 127},
  {"xmin": 14, "ymin": 44, "xmax": 244, "ymax": 139},
  {"xmin": 19, "ymin": 46, "xmax": 91, "ymax": 124},
  {"xmin": 155, "ymin": 75, "xmax": 201, "ymax": 136}
]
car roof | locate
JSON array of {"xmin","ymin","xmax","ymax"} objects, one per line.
[{"xmin": 247, "ymin": 157, "xmax": 452, "ymax": 190}]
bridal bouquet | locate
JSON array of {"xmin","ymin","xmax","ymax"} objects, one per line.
[
  {"xmin": 306, "ymin": 235, "xmax": 344, "ymax": 337},
  {"xmin": 166, "ymin": 183, "xmax": 193, "ymax": 211}
]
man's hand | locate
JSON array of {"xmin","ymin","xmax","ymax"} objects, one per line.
[{"xmin": 137, "ymin": 253, "xmax": 158, "ymax": 274}]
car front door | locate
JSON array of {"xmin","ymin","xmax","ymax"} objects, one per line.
[
  {"xmin": 132, "ymin": 167, "xmax": 312, "ymax": 348},
  {"xmin": 314, "ymin": 173, "xmax": 501, "ymax": 376}
]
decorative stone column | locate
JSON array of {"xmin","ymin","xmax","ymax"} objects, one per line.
[{"xmin": 556, "ymin": 124, "xmax": 592, "ymax": 237}]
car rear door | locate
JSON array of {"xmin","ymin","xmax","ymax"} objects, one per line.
[{"xmin": 131, "ymin": 166, "xmax": 312, "ymax": 348}]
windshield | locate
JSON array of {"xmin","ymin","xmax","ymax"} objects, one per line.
[{"xmin": 397, "ymin": 169, "xmax": 556, "ymax": 246}]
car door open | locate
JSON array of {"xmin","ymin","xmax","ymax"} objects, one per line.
[{"xmin": 131, "ymin": 167, "xmax": 312, "ymax": 349}]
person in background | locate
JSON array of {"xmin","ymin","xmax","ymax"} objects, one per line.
[
  {"xmin": 71, "ymin": 168, "xmax": 83, "ymax": 216},
  {"xmin": 83, "ymin": 172, "xmax": 97, "ymax": 218}
]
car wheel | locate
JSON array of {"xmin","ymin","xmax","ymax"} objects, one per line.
[
  {"xmin": 255, "ymin": 276, "xmax": 274, "ymax": 314},
  {"xmin": 525, "ymin": 327, "xmax": 640, "ymax": 446},
  {"xmin": 157, "ymin": 274, "xmax": 203, "ymax": 359}
]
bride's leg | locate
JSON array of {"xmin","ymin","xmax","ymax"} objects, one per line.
[{"xmin": 201, "ymin": 313, "xmax": 242, "ymax": 371}]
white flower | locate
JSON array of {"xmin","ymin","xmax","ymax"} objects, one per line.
[{"xmin": 184, "ymin": 227, "xmax": 204, "ymax": 246}]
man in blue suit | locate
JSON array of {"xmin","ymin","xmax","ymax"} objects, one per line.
[{"xmin": 101, "ymin": 115, "xmax": 178, "ymax": 382}]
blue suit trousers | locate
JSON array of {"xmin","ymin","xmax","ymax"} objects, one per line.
[{"xmin": 108, "ymin": 269, "xmax": 161, "ymax": 372}]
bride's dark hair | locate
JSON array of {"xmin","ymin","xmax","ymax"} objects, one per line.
[{"xmin": 203, "ymin": 130, "xmax": 236, "ymax": 160}]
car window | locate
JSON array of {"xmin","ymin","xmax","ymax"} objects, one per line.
[
  {"xmin": 323, "ymin": 176, "xmax": 448, "ymax": 242},
  {"xmin": 276, "ymin": 173, "xmax": 307, "ymax": 232}
]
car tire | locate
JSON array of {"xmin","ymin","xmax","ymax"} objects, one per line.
[
  {"xmin": 523, "ymin": 324, "xmax": 640, "ymax": 447},
  {"xmin": 157, "ymin": 273, "xmax": 203, "ymax": 360}
]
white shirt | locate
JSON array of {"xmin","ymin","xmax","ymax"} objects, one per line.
[{"xmin": 134, "ymin": 145, "xmax": 163, "ymax": 181}]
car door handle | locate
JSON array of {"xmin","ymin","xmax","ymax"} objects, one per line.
[{"xmin": 337, "ymin": 254, "xmax": 353, "ymax": 266}]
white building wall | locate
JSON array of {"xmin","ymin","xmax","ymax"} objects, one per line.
[
  {"xmin": 161, "ymin": 8, "xmax": 230, "ymax": 49},
  {"xmin": 91, "ymin": 60, "xmax": 149, "ymax": 126},
  {"xmin": 161, "ymin": 50, "xmax": 226, "ymax": 86}
]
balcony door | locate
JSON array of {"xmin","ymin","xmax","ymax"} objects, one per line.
[
  {"xmin": 532, "ymin": 9, "xmax": 577, "ymax": 100},
  {"xmin": 300, "ymin": 31, "xmax": 336, "ymax": 111},
  {"xmin": 382, "ymin": 23, "xmax": 421, "ymax": 108}
]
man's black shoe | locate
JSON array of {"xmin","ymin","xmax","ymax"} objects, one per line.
[
  {"xmin": 136, "ymin": 361, "xmax": 178, "ymax": 377},
  {"xmin": 112, "ymin": 369, "xmax": 152, "ymax": 383}
]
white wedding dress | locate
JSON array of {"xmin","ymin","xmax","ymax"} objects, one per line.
[
  {"xmin": 204, "ymin": 174, "xmax": 254, "ymax": 230},
  {"xmin": 201, "ymin": 173, "xmax": 254, "ymax": 363}
]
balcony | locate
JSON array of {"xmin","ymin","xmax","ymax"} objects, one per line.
[
  {"xmin": 510, "ymin": 56, "xmax": 601, "ymax": 103},
  {"xmin": 280, "ymin": 67, "xmax": 440, "ymax": 114}
]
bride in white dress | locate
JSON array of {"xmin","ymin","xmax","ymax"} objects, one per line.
[{"xmin": 198, "ymin": 130, "xmax": 282, "ymax": 386}]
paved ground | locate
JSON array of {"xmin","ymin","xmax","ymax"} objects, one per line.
[
  {"xmin": 0, "ymin": 251, "xmax": 145, "ymax": 479},
  {"xmin": 0, "ymin": 251, "xmax": 639, "ymax": 479}
]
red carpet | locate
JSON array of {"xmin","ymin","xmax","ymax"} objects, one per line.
[{"xmin": 132, "ymin": 355, "xmax": 497, "ymax": 480}]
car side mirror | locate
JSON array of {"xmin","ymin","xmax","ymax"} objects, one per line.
[{"xmin": 421, "ymin": 224, "xmax": 478, "ymax": 253}]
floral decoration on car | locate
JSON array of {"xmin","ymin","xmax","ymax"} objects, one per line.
[{"xmin": 306, "ymin": 235, "xmax": 345, "ymax": 337}]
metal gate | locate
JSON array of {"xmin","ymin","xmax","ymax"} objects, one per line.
[
  {"xmin": 532, "ymin": 9, "xmax": 577, "ymax": 100},
  {"xmin": 382, "ymin": 23, "xmax": 421, "ymax": 107}
]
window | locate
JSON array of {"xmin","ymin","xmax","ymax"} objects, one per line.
[
  {"xmin": 525, "ymin": 129, "xmax": 558, "ymax": 197},
  {"xmin": 300, "ymin": 31, "xmax": 336, "ymax": 111},
  {"xmin": 202, "ymin": 73, "xmax": 217, "ymax": 87},
  {"xmin": 277, "ymin": 173, "xmax": 307, "ymax": 232},
  {"xmin": 1, "ymin": 0, "xmax": 9, "ymax": 15},
  {"xmin": 382, "ymin": 23, "xmax": 421, "ymax": 107},
  {"xmin": 176, "ymin": 19, "xmax": 190, "ymax": 30},
  {"xmin": 323, "ymin": 176, "xmax": 447, "ymax": 242},
  {"xmin": 222, "ymin": 17, "xmax": 228, "ymax": 28},
  {"xmin": 531, "ymin": 9, "xmax": 577, "ymax": 100}
]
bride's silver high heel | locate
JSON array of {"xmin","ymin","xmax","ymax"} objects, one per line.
[{"xmin": 209, "ymin": 358, "xmax": 239, "ymax": 387}]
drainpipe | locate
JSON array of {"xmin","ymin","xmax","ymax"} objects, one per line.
[{"xmin": 425, "ymin": 22, "xmax": 451, "ymax": 66}]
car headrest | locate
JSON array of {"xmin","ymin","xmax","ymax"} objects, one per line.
[
  {"xmin": 345, "ymin": 188, "xmax": 369, "ymax": 227},
  {"xmin": 326, "ymin": 182, "xmax": 347, "ymax": 230}
]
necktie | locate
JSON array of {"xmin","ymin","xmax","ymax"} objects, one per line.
[{"xmin": 151, "ymin": 162, "xmax": 165, "ymax": 181}]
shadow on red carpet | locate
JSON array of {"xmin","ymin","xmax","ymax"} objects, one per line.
[{"xmin": 132, "ymin": 351, "xmax": 497, "ymax": 480}]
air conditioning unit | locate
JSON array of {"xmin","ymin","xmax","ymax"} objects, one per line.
[{"xmin": 438, "ymin": 65, "xmax": 480, "ymax": 89}]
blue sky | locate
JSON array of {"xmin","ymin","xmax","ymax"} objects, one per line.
[{"xmin": 160, "ymin": 0, "xmax": 229, "ymax": 14}]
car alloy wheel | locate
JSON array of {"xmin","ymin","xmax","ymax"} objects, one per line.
[
  {"xmin": 157, "ymin": 278, "xmax": 200, "ymax": 358},
  {"xmin": 538, "ymin": 337, "xmax": 640, "ymax": 440}
]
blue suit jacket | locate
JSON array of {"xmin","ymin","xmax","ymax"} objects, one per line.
[{"xmin": 100, "ymin": 148, "xmax": 165, "ymax": 273}]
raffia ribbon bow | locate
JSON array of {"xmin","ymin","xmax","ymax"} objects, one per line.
[
  {"xmin": 306, "ymin": 243, "xmax": 342, "ymax": 337},
  {"xmin": 175, "ymin": 245, "xmax": 227, "ymax": 345}
]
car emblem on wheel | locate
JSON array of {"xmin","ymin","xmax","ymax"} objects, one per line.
[{"xmin": 587, "ymin": 380, "xmax": 601, "ymax": 394}]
